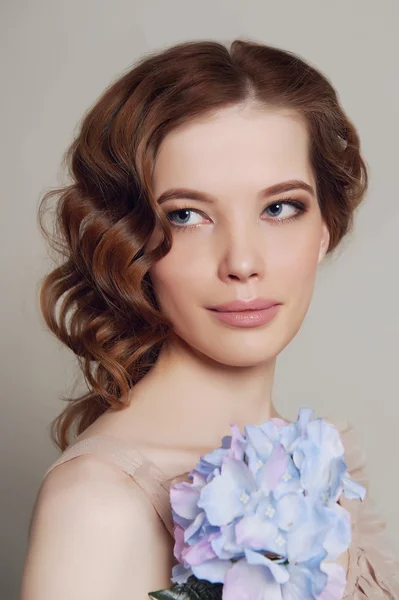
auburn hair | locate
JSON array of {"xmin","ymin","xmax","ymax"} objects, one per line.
[{"xmin": 38, "ymin": 39, "xmax": 368, "ymax": 451}]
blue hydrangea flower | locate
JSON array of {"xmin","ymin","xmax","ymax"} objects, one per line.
[{"xmin": 170, "ymin": 408, "xmax": 366, "ymax": 599}]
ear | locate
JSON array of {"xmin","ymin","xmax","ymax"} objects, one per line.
[{"xmin": 318, "ymin": 221, "xmax": 330, "ymax": 264}]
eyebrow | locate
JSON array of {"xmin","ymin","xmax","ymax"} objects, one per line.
[{"xmin": 155, "ymin": 179, "xmax": 315, "ymax": 205}]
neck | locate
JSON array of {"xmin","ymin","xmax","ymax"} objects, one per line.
[{"xmin": 113, "ymin": 334, "xmax": 283, "ymax": 453}]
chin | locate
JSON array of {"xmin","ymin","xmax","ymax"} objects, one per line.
[
  {"xmin": 211, "ymin": 342, "xmax": 285, "ymax": 368},
  {"xmin": 183, "ymin": 332, "xmax": 290, "ymax": 368}
]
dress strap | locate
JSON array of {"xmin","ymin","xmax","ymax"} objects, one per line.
[{"xmin": 43, "ymin": 434, "xmax": 175, "ymax": 537}]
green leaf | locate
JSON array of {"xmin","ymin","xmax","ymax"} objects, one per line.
[{"xmin": 148, "ymin": 575, "xmax": 223, "ymax": 600}]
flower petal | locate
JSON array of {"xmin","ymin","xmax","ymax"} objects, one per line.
[
  {"xmin": 279, "ymin": 423, "xmax": 302, "ymax": 454},
  {"xmin": 191, "ymin": 558, "xmax": 232, "ymax": 583},
  {"xmin": 329, "ymin": 458, "xmax": 347, "ymax": 502},
  {"xmin": 259, "ymin": 420, "xmax": 281, "ymax": 442},
  {"xmin": 173, "ymin": 524, "xmax": 185, "ymax": 562},
  {"xmin": 306, "ymin": 419, "xmax": 344, "ymax": 457},
  {"xmin": 273, "ymin": 455, "xmax": 302, "ymax": 500},
  {"xmin": 286, "ymin": 499, "xmax": 330, "ymax": 563},
  {"xmin": 211, "ymin": 521, "xmax": 245, "ymax": 559},
  {"xmin": 342, "ymin": 473, "xmax": 366, "ymax": 501},
  {"xmin": 257, "ymin": 443, "xmax": 288, "ymax": 495},
  {"xmin": 245, "ymin": 548, "xmax": 289, "ymax": 584},
  {"xmin": 188, "ymin": 470, "xmax": 208, "ymax": 487},
  {"xmin": 172, "ymin": 509, "xmax": 191, "ymax": 529},
  {"xmin": 183, "ymin": 511, "xmax": 206, "ymax": 544},
  {"xmin": 316, "ymin": 562, "xmax": 347, "ymax": 600},
  {"xmin": 297, "ymin": 407, "xmax": 315, "ymax": 434},
  {"xmin": 181, "ymin": 535, "xmax": 217, "ymax": 566},
  {"xmin": 223, "ymin": 558, "xmax": 284, "ymax": 600},
  {"xmin": 270, "ymin": 418, "xmax": 288, "ymax": 428},
  {"xmin": 235, "ymin": 514, "xmax": 279, "ymax": 551},
  {"xmin": 198, "ymin": 458, "xmax": 256, "ymax": 526},
  {"xmin": 228, "ymin": 423, "xmax": 246, "ymax": 461},
  {"xmin": 323, "ymin": 504, "xmax": 351, "ymax": 560},
  {"xmin": 245, "ymin": 424, "xmax": 274, "ymax": 459},
  {"xmin": 171, "ymin": 562, "xmax": 193, "ymax": 584},
  {"xmin": 170, "ymin": 482, "xmax": 201, "ymax": 520},
  {"xmin": 276, "ymin": 493, "xmax": 306, "ymax": 532},
  {"xmin": 281, "ymin": 563, "xmax": 314, "ymax": 600},
  {"xmin": 298, "ymin": 553, "xmax": 329, "ymax": 596}
]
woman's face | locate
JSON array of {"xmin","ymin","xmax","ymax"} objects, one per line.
[{"xmin": 147, "ymin": 104, "xmax": 330, "ymax": 367}]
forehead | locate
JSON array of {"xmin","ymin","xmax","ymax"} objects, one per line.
[{"xmin": 152, "ymin": 105, "xmax": 314, "ymax": 195}]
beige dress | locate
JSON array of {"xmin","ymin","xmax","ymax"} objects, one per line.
[{"xmin": 43, "ymin": 418, "xmax": 399, "ymax": 598}]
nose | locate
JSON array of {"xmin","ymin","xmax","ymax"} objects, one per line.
[{"xmin": 217, "ymin": 220, "xmax": 265, "ymax": 283}]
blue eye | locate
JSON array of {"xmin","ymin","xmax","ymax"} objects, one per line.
[
  {"xmin": 165, "ymin": 199, "xmax": 307, "ymax": 230},
  {"xmin": 264, "ymin": 202, "xmax": 299, "ymax": 219},
  {"xmin": 166, "ymin": 208, "xmax": 205, "ymax": 227},
  {"xmin": 266, "ymin": 203, "xmax": 284, "ymax": 217},
  {"xmin": 169, "ymin": 209, "xmax": 194, "ymax": 225}
]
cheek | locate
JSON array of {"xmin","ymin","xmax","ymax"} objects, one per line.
[
  {"xmin": 272, "ymin": 227, "xmax": 321, "ymax": 304},
  {"xmin": 149, "ymin": 247, "xmax": 206, "ymax": 312}
]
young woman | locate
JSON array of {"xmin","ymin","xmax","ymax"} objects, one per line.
[{"xmin": 21, "ymin": 39, "xmax": 399, "ymax": 598}]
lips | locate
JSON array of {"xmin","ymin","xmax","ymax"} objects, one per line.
[
  {"xmin": 207, "ymin": 302, "xmax": 281, "ymax": 328},
  {"xmin": 208, "ymin": 299, "xmax": 280, "ymax": 312}
]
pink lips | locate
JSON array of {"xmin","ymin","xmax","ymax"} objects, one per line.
[
  {"xmin": 209, "ymin": 298, "xmax": 279, "ymax": 312},
  {"xmin": 207, "ymin": 298, "xmax": 281, "ymax": 328}
]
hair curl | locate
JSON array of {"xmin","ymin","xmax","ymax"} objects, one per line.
[{"xmin": 38, "ymin": 39, "xmax": 368, "ymax": 451}]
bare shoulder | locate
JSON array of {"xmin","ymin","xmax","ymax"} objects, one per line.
[{"xmin": 21, "ymin": 454, "xmax": 174, "ymax": 600}]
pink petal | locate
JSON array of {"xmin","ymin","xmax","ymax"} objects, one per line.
[
  {"xmin": 271, "ymin": 418, "xmax": 288, "ymax": 428},
  {"xmin": 259, "ymin": 443, "xmax": 287, "ymax": 493},
  {"xmin": 316, "ymin": 562, "xmax": 347, "ymax": 600},
  {"xmin": 170, "ymin": 482, "xmax": 201, "ymax": 520},
  {"xmin": 181, "ymin": 535, "xmax": 217, "ymax": 566},
  {"xmin": 173, "ymin": 524, "xmax": 185, "ymax": 562}
]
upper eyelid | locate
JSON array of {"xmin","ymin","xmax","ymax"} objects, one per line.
[{"xmin": 156, "ymin": 180, "xmax": 316, "ymax": 206}]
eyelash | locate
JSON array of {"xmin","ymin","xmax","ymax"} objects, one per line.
[{"xmin": 165, "ymin": 198, "xmax": 307, "ymax": 231}]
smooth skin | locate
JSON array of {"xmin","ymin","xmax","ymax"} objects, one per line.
[{"xmin": 21, "ymin": 103, "xmax": 349, "ymax": 599}]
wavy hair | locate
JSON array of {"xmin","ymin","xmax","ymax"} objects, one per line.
[{"xmin": 38, "ymin": 39, "xmax": 368, "ymax": 450}]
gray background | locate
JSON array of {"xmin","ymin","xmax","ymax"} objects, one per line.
[{"xmin": 1, "ymin": 1, "xmax": 398, "ymax": 598}]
